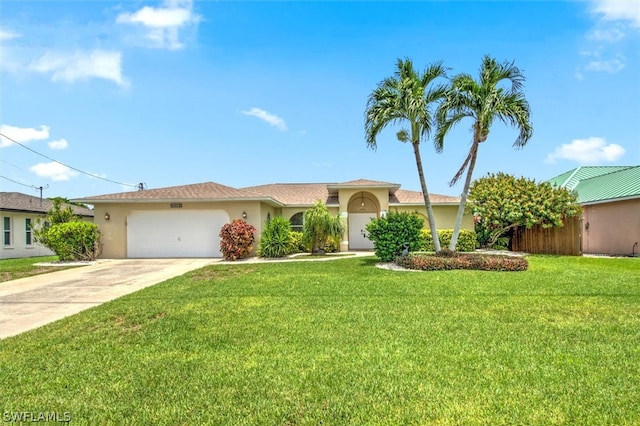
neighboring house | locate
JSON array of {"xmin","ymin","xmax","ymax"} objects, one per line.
[
  {"xmin": 548, "ymin": 166, "xmax": 640, "ymax": 256},
  {"xmin": 1, "ymin": 192, "xmax": 95, "ymax": 259},
  {"xmin": 73, "ymin": 178, "xmax": 473, "ymax": 259}
]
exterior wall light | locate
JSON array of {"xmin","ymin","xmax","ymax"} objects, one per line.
[
  {"xmin": 104, "ymin": 212, "xmax": 111, "ymax": 221},
  {"xmin": 242, "ymin": 211, "xmax": 247, "ymax": 219}
]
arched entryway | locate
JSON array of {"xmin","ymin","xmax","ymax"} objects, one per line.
[{"xmin": 347, "ymin": 191, "xmax": 379, "ymax": 250}]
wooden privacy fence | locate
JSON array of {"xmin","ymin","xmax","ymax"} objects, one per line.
[{"xmin": 511, "ymin": 216, "xmax": 582, "ymax": 256}]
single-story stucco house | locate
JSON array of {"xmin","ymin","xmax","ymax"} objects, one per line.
[
  {"xmin": 1, "ymin": 192, "xmax": 94, "ymax": 259},
  {"xmin": 73, "ymin": 178, "xmax": 473, "ymax": 259},
  {"xmin": 548, "ymin": 165, "xmax": 640, "ymax": 256}
]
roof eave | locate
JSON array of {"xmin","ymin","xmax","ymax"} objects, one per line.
[
  {"xmin": 389, "ymin": 201, "xmax": 460, "ymax": 207},
  {"xmin": 72, "ymin": 196, "xmax": 285, "ymax": 207},
  {"xmin": 580, "ymin": 194, "xmax": 640, "ymax": 206}
]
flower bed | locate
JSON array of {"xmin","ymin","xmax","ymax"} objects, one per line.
[{"xmin": 395, "ymin": 251, "xmax": 528, "ymax": 271}]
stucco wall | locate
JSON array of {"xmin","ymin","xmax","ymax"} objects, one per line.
[
  {"xmin": 1, "ymin": 212, "xmax": 54, "ymax": 259},
  {"xmin": 583, "ymin": 199, "xmax": 640, "ymax": 255},
  {"xmin": 93, "ymin": 201, "xmax": 263, "ymax": 258},
  {"xmin": 394, "ymin": 205, "xmax": 474, "ymax": 230}
]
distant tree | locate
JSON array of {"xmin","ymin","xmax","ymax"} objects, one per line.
[
  {"xmin": 303, "ymin": 201, "xmax": 345, "ymax": 255},
  {"xmin": 365, "ymin": 58, "xmax": 448, "ymax": 252},
  {"xmin": 435, "ymin": 55, "xmax": 533, "ymax": 251},
  {"xmin": 469, "ymin": 173, "xmax": 581, "ymax": 248}
]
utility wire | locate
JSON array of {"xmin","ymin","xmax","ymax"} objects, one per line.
[
  {"xmin": 1, "ymin": 175, "xmax": 34, "ymax": 188},
  {"xmin": 0, "ymin": 132, "xmax": 139, "ymax": 189}
]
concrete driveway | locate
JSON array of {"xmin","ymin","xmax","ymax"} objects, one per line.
[{"xmin": 0, "ymin": 258, "xmax": 215, "ymax": 339}]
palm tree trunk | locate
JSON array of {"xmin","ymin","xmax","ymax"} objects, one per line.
[
  {"xmin": 449, "ymin": 142, "xmax": 479, "ymax": 251},
  {"xmin": 412, "ymin": 142, "xmax": 441, "ymax": 252}
]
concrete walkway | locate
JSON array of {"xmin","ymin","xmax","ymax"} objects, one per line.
[{"xmin": 0, "ymin": 252, "xmax": 374, "ymax": 339}]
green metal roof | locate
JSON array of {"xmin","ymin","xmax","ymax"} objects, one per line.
[
  {"xmin": 546, "ymin": 166, "xmax": 634, "ymax": 191},
  {"xmin": 574, "ymin": 166, "xmax": 640, "ymax": 204}
]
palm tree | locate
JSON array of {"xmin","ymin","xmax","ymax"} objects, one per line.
[
  {"xmin": 365, "ymin": 58, "xmax": 447, "ymax": 252},
  {"xmin": 435, "ymin": 55, "xmax": 533, "ymax": 251}
]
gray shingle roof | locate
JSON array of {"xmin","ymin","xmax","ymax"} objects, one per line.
[
  {"xmin": 1, "ymin": 192, "xmax": 94, "ymax": 217},
  {"xmin": 75, "ymin": 182, "xmax": 281, "ymax": 205},
  {"xmin": 73, "ymin": 179, "xmax": 460, "ymax": 207}
]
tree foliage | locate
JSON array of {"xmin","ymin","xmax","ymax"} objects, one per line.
[
  {"xmin": 365, "ymin": 58, "xmax": 447, "ymax": 252},
  {"xmin": 44, "ymin": 222, "xmax": 102, "ymax": 261},
  {"xmin": 435, "ymin": 55, "xmax": 533, "ymax": 251},
  {"xmin": 469, "ymin": 173, "xmax": 581, "ymax": 248},
  {"xmin": 365, "ymin": 211, "xmax": 424, "ymax": 262},
  {"xmin": 302, "ymin": 201, "xmax": 345, "ymax": 255},
  {"xmin": 33, "ymin": 199, "xmax": 101, "ymax": 261}
]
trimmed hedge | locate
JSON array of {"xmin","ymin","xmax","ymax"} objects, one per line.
[
  {"xmin": 366, "ymin": 211, "xmax": 424, "ymax": 262},
  {"xmin": 421, "ymin": 229, "xmax": 477, "ymax": 252},
  {"xmin": 44, "ymin": 221, "xmax": 102, "ymax": 261},
  {"xmin": 396, "ymin": 252, "xmax": 528, "ymax": 271}
]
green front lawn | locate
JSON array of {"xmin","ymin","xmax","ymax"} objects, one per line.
[
  {"xmin": 0, "ymin": 256, "xmax": 68, "ymax": 282},
  {"xmin": 1, "ymin": 256, "xmax": 639, "ymax": 425}
]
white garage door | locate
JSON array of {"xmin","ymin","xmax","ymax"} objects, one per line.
[{"xmin": 127, "ymin": 210, "xmax": 229, "ymax": 258}]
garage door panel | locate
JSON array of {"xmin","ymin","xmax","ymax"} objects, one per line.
[{"xmin": 127, "ymin": 210, "xmax": 228, "ymax": 258}]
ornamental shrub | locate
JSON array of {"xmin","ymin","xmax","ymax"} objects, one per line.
[
  {"xmin": 45, "ymin": 221, "xmax": 102, "ymax": 261},
  {"xmin": 258, "ymin": 216, "xmax": 292, "ymax": 258},
  {"xmin": 288, "ymin": 232, "xmax": 306, "ymax": 254},
  {"xmin": 366, "ymin": 211, "xmax": 423, "ymax": 262},
  {"xmin": 303, "ymin": 201, "xmax": 345, "ymax": 255},
  {"xmin": 219, "ymin": 219, "xmax": 256, "ymax": 260},
  {"xmin": 421, "ymin": 229, "xmax": 477, "ymax": 252},
  {"xmin": 395, "ymin": 252, "xmax": 528, "ymax": 271}
]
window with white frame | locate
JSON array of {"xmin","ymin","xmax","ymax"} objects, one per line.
[
  {"xmin": 25, "ymin": 218, "xmax": 33, "ymax": 246},
  {"xmin": 3, "ymin": 217, "xmax": 11, "ymax": 246},
  {"xmin": 290, "ymin": 212, "xmax": 304, "ymax": 233}
]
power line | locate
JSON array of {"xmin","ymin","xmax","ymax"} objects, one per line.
[
  {"xmin": 1, "ymin": 175, "xmax": 33, "ymax": 188},
  {"xmin": 0, "ymin": 132, "xmax": 140, "ymax": 189}
]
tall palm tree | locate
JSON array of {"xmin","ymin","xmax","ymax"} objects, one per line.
[
  {"xmin": 365, "ymin": 58, "xmax": 447, "ymax": 252},
  {"xmin": 435, "ymin": 55, "xmax": 533, "ymax": 251}
]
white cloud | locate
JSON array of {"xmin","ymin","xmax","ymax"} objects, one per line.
[
  {"xmin": 28, "ymin": 50, "xmax": 128, "ymax": 87},
  {"xmin": 545, "ymin": 137, "xmax": 626, "ymax": 164},
  {"xmin": 584, "ymin": 57, "xmax": 626, "ymax": 73},
  {"xmin": 587, "ymin": 27, "xmax": 625, "ymax": 41},
  {"xmin": 30, "ymin": 162, "xmax": 78, "ymax": 181},
  {"xmin": 117, "ymin": 0, "xmax": 200, "ymax": 50},
  {"xmin": 592, "ymin": 0, "xmax": 640, "ymax": 28},
  {"xmin": 48, "ymin": 139, "xmax": 69, "ymax": 150},
  {"xmin": 0, "ymin": 124, "xmax": 50, "ymax": 147},
  {"xmin": 241, "ymin": 108, "xmax": 288, "ymax": 131},
  {"xmin": 0, "ymin": 29, "xmax": 21, "ymax": 41}
]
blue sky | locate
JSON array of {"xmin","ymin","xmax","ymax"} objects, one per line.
[{"xmin": 1, "ymin": 0, "xmax": 639, "ymax": 200}]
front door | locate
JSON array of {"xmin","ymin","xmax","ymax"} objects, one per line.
[{"xmin": 349, "ymin": 213, "xmax": 375, "ymax": 250}]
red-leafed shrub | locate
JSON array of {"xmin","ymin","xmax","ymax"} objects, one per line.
[
  {"xmin": 219, "ymin": 219, "xmax": 256, "ymax": 261},
  {"xmin": 395, "ymin": 252, "xmax": 528, "ymax": 271}
]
